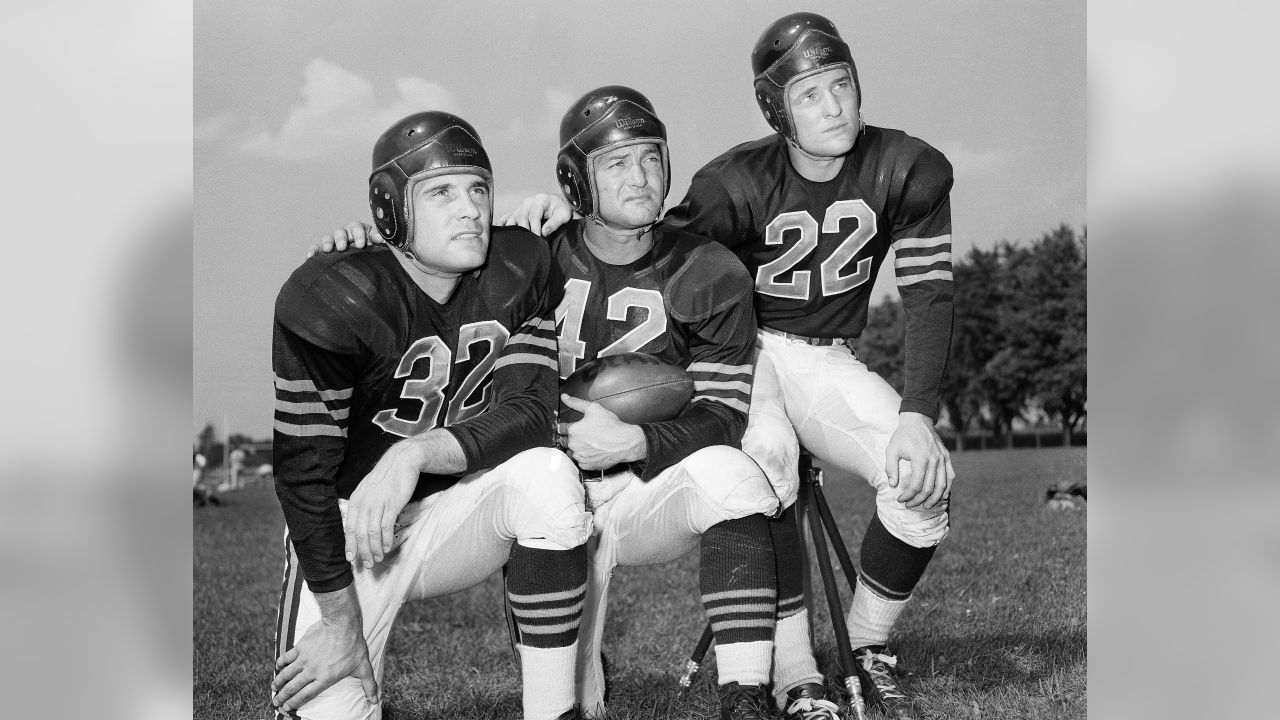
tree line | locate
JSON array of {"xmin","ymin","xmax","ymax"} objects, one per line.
[{"xmin": 854, "ymin": 223, "xmax": 1086, "ymax": 449}]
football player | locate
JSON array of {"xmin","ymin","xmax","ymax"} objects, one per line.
[
  {"xmin": 494, "ymin": 13, "xmax": 957, "ymax": 720},
  {"xmin": 270, "ymin": 111, "xmax": 591, "ymax": 720},
  {"xmin": 664, "ymin": 15, "xmax": 955, "ymax": 719},
  {"xmin": 551, "ymin": 87, "xmax": 780, "ymax": 720},
  {"xmin": 309, "ymin": 88, "xmax": 782, "ymax": 720}
]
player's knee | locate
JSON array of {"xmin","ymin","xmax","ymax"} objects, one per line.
[
  {"xmin": 287, "ymin": 677, "xmax": 381, "ymax": 720},
  {"xmin": 503, "ymin": 447, "xmax": 591, "ymax": 549},
  {"xmin": 741, "ymin": 418, "xmax": 799, "ymax": 504},
  {"xmin": 681, "ymin": 446, "xmax": 779, "ymax": 519},
  {"xmin": 878, "ymin": 502, "xmax": 950, "ymax": 548}
]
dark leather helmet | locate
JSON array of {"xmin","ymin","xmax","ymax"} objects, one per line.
[
  {"xmin": 555, "ymin": 85, "xmax": 669, "ymax": 220},
  {"xmin": 751, "ymin": 12, "xmax": 859, "ymax": 142},
  {"xmin": 368, "ymin": 111, "xmax": 492, "ymax": 249}
]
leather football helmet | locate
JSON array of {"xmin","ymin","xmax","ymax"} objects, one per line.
[
  {"xmin": 555, "ymin": 85, "xmax": 670, "ymax": 220},
  {"xmin": 368, "ymin": 111, "xmax": 492, "ymax": 249},
  {"xmin": 751, "ymin": 12, "xmax": 859, "ymax": 142}
]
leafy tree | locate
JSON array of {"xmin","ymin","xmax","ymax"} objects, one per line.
[
  {"xmin": 941, "ymin": 245, "xmax": 1005, "ymax": 450},
  {"xmin": 195, "ymin": 422, "xmax": 225, "ymax": 469},
  {"xmin": 228, "ymin": 432, "xmax": 256, "ymax": 449},
  {"xmin": 1003, "ymin": 224, "xmax": 1087, "ymax": 443},
  {"xmin": 853, "ymin": 297, "xmax": 906, "ymax": 394}
]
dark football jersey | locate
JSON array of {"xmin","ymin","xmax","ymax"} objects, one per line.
[
  {"xmin": 272, "ymin": 227, "xmax": 559, "ymax": 593},
  {"xmin": 664, "ymin": 125, "xmax": 954, "ymax": 418},
  {"xmin": 547, "ymin": 221, "xmax": 757, "ymax": 478}
]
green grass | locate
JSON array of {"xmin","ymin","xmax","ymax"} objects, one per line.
[{"xmin": 194, "ymin": 448, "xmax": 1085, "ymax": 719}]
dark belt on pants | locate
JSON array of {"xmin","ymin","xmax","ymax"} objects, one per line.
[{"xmin": 760, "ymin": 325, "xmax": 846, "ymax": 346}]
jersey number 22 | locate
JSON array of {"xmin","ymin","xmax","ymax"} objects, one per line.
[{"xmin": 756, "ymin": 199, "xmax": 876, "ymax": 300}]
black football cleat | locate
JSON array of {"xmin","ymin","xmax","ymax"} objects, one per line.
[
  {"xmin": 553, "ymin": 707, "xmax": 582, "ymax": 720},
  {"xmin": 852, "ymin": 645, "xmax": 916, "ymax": 719},
  {"xmin": 719, "ymin": 682, "xmax": 775, "ymax": 719},
  {"xmin": 781, "ymin": 682, "xmax": 843, "ymax": 719}
]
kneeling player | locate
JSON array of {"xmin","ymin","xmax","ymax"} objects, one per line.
[
  {"xmin": 270, "ymin": 112, "xmax": 590, "ymax": 720},
  {"xmin": 547, "ymin": 87, "xmax": 779, "ymax": 720}
]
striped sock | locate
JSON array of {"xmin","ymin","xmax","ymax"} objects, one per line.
[
  {"xmin": 508, "ymin": 544, "xmax": 586, "ymax": 720},
  {"xmin": 858, "ymin": 513, "xmax": 936, "ymax": 601},
  {"xmin": 517, "ymin": 641, "xmax": 578, "ymax": 720},
  {"xmin": 771, "ymin": 610, "xmax": 822, "ymax": 702},
  {"xmin": 700, "ymin": 515, "xmax": 776, "ymax": 686},
  {"xmin": 506, "ymin": 543, "xmax": 587, "ymax": 648},
  {"xmin": 768, "ymin": 504, "xmax": 823, "ymax": 702},
  {"xmin": 846, "ymin": 576, "xmax": 909, "ymax": 649},
  {"xmin": 770, "ymin": 504, "xmax": 806, "ymax": 621}
]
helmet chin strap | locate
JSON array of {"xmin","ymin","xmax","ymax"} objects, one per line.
[{"xmin": 583, "ymin": 212, "xmax": 659, "ymax": 242}]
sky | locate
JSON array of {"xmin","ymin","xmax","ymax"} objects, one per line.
[{"xmin": 195, "ymin": 0, "xmax": 1085, "ymax": 439}]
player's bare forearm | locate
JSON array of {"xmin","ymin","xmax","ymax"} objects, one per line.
[{"xmin": 345, "ymin": 432, "xmax": 462, "ymax": 569}]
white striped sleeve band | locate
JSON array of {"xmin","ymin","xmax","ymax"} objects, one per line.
[
  {"xmin": 274, "ymin": 374, "xmax": 351, "ymax": 438},
  {"xmin": 893, "ymin": 234, "xmax": 952, "ymax": 287},
  {"xmin": 494, "ymin": 352, "xmax": 558, "ymax": 372}
]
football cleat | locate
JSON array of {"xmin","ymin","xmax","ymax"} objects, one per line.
[
  {"xmin": 553, "ymin": 708, "xmax": 582, "ymax": 720},
  {"xmin": 782, "ymin": 682, "xmax": 843, "ymax": 720},
  {"xmin": 719, "ymin": 682, "xmax": 776, "ymax": 720},
  {"xmin": 852, "ymin": 646, "xmax": 915, "ymax": 719}
]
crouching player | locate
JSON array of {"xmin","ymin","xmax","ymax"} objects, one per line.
[
  {"xmin": 270, "ymin": 111, "xmax": 591, "ymax": 720},
  {"xmin": 551, "ymin": 87, "xmax": 780, "ymax": 720}
]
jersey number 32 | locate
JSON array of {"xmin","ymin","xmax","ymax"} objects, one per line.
[{"xmin": 373, "ymin": 320, "xmax": 509, "ymax": 437}]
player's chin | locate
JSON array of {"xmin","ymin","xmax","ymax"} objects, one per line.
[{"xmin": 802, "ymin": 129, "xmax": 856, "ymax": 157}]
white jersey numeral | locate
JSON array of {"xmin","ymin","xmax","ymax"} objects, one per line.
[
  {"xmin": 448, "ymin": 320, "xmax": 510, "ymax": 424},
  {"xmin": 556, "ymin": 282, "xmax": 667, "ymax": 378},
  {"xmin": 756, "ymin": 199, "xmax": 877, "ymax": 300},
  {"xmin": 556, "ymin": 278, "xmax": 591, "ymax": 379},
  {"xmin": 373, "ymin": 320, "xmax": 509, "ymax": 437}
]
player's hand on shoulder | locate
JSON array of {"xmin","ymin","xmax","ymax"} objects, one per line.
[
  {"xmin": 557, "ymin": 394, "xmax": 646, "ymax": 471},
  {"xmin": 497, "ymin": 193, "xmax": 576, "ymax": 236},
  {"xmin": 272, "ymin": 608, "xmax": 378, "ymax": 713},
  {"xmin": 345, "ymin": 439, "xmax": 425, "ymax": 568},
  {"xmin": 885, "ymin": 411, "xmax": 954, "ymax": 510},
  {"xmin": 306, "ymin": 221, "xmax": 381, "ymax": 258}
]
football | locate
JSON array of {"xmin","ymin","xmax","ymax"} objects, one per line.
[{"xmin": 560, "ymin": 352, "xmax": 694, "ymax": 424}]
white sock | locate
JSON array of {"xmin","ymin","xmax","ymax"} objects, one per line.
[
  {"xmin": 715, "ymin": 639, "xmax": 773, "ymax": 687},
  {"xmin": 846, "ymin": 577, "xmax": 909, "ymax": 649},
  {"xmin": 518, "ymin": 641, "xmax": 577, "ymax": 720},
  {"xmin": 770, "ymin": 610, "xmax": 823, "ymax": 707}
]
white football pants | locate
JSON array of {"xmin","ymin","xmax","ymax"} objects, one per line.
[
  {"xmin": 274, "ymin": 447, "xmax": 592, "ymax": 720},
  {"xmin": 741, "ymin": 331, "xmax": 950, "ymax": 548},
  {"xmin": 575, "ymin": 445, "xmax": 779, "ymax": 718}
]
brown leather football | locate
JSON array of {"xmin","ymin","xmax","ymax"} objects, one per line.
[{"xmin": 560, "ymin": 352, "xmax": 694, "ymax": 423}]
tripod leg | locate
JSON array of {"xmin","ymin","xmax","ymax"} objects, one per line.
[
  {"xmin": 677, "ymin": 623, "xmax": 715, "ymax": 696},
  {"xmin": 808, "ymin": 503, "xmax": 867, "ymax": 720},
  {"xmin": 796, "ymin": 454, "xmax": 815, "ymax": 630},
  {"xmin": 812, "ymin": 483, "xmax": 859, "ymax": 593}
]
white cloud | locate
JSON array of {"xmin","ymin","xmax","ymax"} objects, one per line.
[
  {"xmin": 240, "ymin": 59, "xmax": 457, "ymax": 161},
  {"xmin": 194, "ymin": 112, "xmax": 237, "ymax": 146}
]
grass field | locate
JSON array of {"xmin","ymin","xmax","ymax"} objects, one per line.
[{"xmin": 194, "ymin": 447, "xmax": 1086, "ymax": 720}]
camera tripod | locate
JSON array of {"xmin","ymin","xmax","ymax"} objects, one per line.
[{"xmin": 677, "ymin": 451, "xmax": 868, "ymax": 720}]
